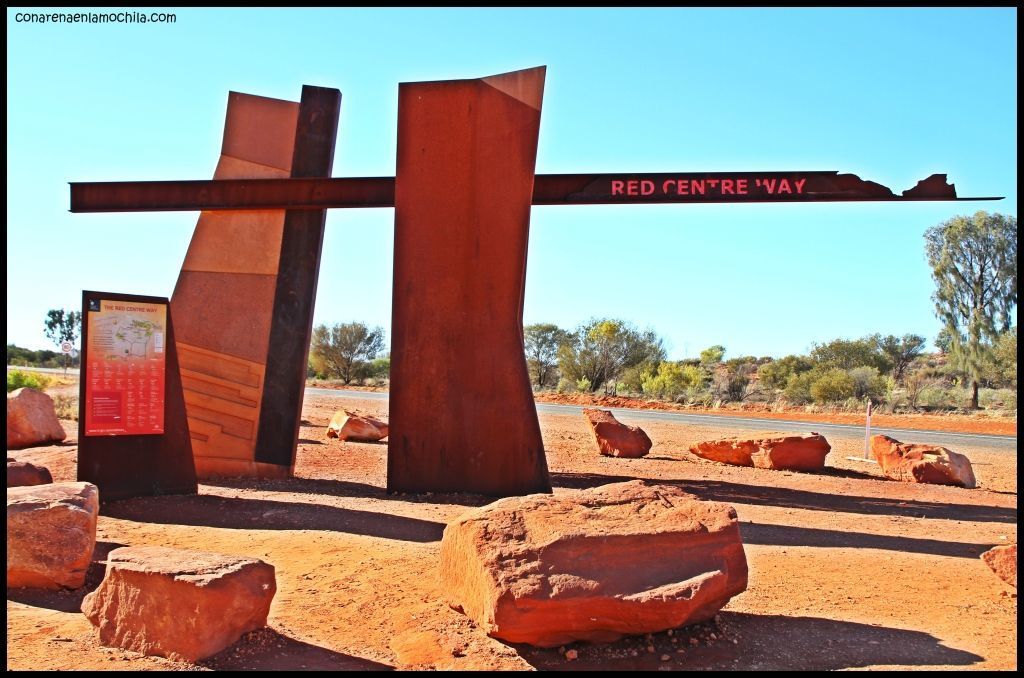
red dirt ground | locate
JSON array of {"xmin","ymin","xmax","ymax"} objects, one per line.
[{"xmin": 6, "ymin": 394, "xmax": 1018, "ymax": 671}]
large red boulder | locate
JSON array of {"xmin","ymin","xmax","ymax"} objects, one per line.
[
  {"xmin": 870, "ymin": 435, "xmax": 976, "ymax": 488},
  {"xmin": 7, "ymin": 459, "xmax": 54, "ymax": 487},
  {"xmin": 326, "ymin": 410, "xmax": 389, "ymax": 442},
  {"xmin": 7, "ymin": 482, "xmax": 98, "ymax": 589},
  {"xmin": 7, "ymin": 387, "xmax": 67, "ymax": 449},
  {"xmin": 583, "ymin": 408, "xmax": 653, "ymax": 458},
  {"xmin": 440, "ymin": 480, "xmax": 748, "ymax": 647},
  {"xmin": 81, "ymin": 546, "xmax": 277, "ymax": 662},
  {"xmin": 981, "ymin": 544, "xmax": 1016, "ymax": 588},
  {"xmin": 690, "ymin": 432, "xmax": 831, "ymax": 471}
]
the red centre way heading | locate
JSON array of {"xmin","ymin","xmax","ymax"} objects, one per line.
[{"xmin": 69, "ymin": 171, "xmax": 1000, "ymax": 212}]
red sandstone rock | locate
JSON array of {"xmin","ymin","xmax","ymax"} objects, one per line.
[
  {"xmin": 326, "ymin": 410, "xmax": 389, "ymax": 442},
  {"xmin": 689, "ymin": 432, "xmax": 831, "ymax": 471},
  {"xmin": 440, "ymin": 480, "xmax": 748, "ymax": 647},
  {"xmin": 583, "ymin": 408, "xmax": 653, "ymax": 458},
  {"xmin": 81, "ymin": 546, "xmax": 277, "ymax": 662},
  {"xmin": 7, "ymin": 460, "xmax": 54, "ymax": 487},
  {"xmin": 7, "ymin": 482, "xmax": 98, "ymax": 589},
  {"xmin": 870, "ymin": 435, "xmax": 976, "ymax": 488},
  {"xmin": 982, "ymin": 544, "xmax": 1016, "ymax": 588},
  {"xmin": 6, "ymin": 388, "xmax": 67, "ymax": 449}
]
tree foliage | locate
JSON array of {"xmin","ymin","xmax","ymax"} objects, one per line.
[
  {"xmin": 524, "ymin": 323, "xmax": 569, "ymax": 388},
  {"xmin": 758, "ymin": 355, "xmax": 814, "ymax": 390},
  {"xmin": 309, "ymin": 322, "xmax": 386, "ymax": 385},
  {"xmin": 640, "ymin": 361, "xmax": 704, "ymax": 400},
  {"xmin": 876, "ymin": 334, "xmax": 927, "ymax": 383},
  {"xmin": 557, "ymin": 319, "xmax": 666, "ymax": 393},
  {"xmin": 810, "ymin": 335, "xmax": 891, "ymax": 373},
  {"xmin": 925, "ymin": 211, "xmax": 1017, "ymax": 408},
  {"xmin": 43, "ymin": 309, "xmax": 81, "ymax": 372}
]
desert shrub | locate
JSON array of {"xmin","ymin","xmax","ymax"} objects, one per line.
[
  {"xmin": 916, "ymin": 386, "xmax": 959, "ymax": 409},
  {"xmin": 556, "ymin": 377, "xmax": 576, "ymax": 393},
  {"xmin": 783, "ymin": 371, "xmax": 816, "ymax": 404},
  {"xmin": 52, "ymin": 394, "xmax": 78, "ymax": 421},
  {"xmin": 575, "ymin": 377, "xmax": 592, "ymax": 393},
  {"xmin": 979, "ymin": 388, "xmax": 1017, "ymax": 412},
  {"xmin": 641, "ymin": 362, "xmax": 703, "ymax": 400},
  {"xmin": 758, "ymin": 355, "xmax": 814, "ymax": 390},
  {"xmin": 7, "ymin": 370, "xmax": 51, "ymax": 392},
  {"xmin": 848, "ymin": 366, "xmax": 889, "ymax": 402},
  {"xmin": 810, "ymin": 368, "xmax": 856, "ymax": 404}
]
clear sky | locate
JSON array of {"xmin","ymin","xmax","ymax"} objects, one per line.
[{"xmin": 6, "ymin": 7, "xmax": 1017, "ymax": 359}]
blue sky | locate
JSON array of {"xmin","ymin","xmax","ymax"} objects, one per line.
[{"xmin": 6, "ymin": 7, "xmax": 1017, "ymax": 359}]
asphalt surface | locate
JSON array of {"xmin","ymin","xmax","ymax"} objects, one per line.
[{"xmin": 305, "ymin": 387, "xmax": 1017, "ymax": 451}]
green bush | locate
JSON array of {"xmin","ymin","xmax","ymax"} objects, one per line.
[
  {"xmin": 848, "ymin": 366, "xmax": 890, "ymax": 402},
  {"xmin": 7, "ymin": 370, "xmax": 51, "ymax": 393},
  {"xmin": 809, "ymin": 368, "xmax": 856, "ymax": 404},
  {"xmin": 641, "ymin": 362, "xmax": 703, "ymax": 400},
  {"xmin": 783, "ymin": 370, "xmax": 817, "ymax": 404},
  {"xmin": 979, "ymin": 388, "xmax": 1017, "ymax": 411},
  {"xmin": 575, "ymin": 377, "xmax": 593, "ymax": 393}
]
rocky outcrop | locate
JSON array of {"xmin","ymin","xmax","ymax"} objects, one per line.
[
  {"xmin": 582, "ymin": 408, "xmax": 652, "ymax": 458},
  {"xmin": 81, "ymin": 546, "xmax": 277, "ymax": 662},
  {"xmin": 7, "ymin": 459, "xmax": 54, "ymax": 487},
  {"xmin": 7, "ymin": 482, "xmax": 98, "ymax": 589},
  {"xmin": 870, "ymin": 435, "xmax": 976, "ymax": 488},
  {"xmin": 440, "ymin": 480, "xmax": 747, "ymax": 647},
  {"xmin": 326, "ymin": 410, "xmax": 389, "ymax": 442},
  {"xmin": 7, "ymin": 388, "xmax": 67, "ymax": 449},
  {"xmin": 690, "ymin": 432, "xmax": 831, "ymax": 471},
  {"xmin": 981, "ymin": 544, "xmax": 1016, "ymax": 588}
]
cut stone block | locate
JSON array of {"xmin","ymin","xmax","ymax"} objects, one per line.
[
  {"xmin": 689, "ymin": 432, "xmax": 831, "ymax": 471},
  {"xmin": 7, "ymin": 481, "xmax": 98, "ymax": 589},
  {"xmin": 81, "ymin": 546, "xmax": 276, "ymax": 662},
  {"xmin": 440, "ymin": 480, "xmax": 748, "ymax": 647},
  {"xmin": 870, "ymin": 434, "xmax": 976, "ymax": 488}
]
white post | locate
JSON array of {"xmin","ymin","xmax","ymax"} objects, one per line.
[{"xmin": 863, "ymin": 399, "xmax": 873, "ymax": 458}]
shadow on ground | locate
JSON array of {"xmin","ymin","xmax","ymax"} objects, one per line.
[
  {"xmin": 102, "ymin": 495, "xmax": 445, "ymax": 543},
  {"xmin": 552, "ymin": 472, "xmax": 1016, "ymax": 523},
  {"xmin": 514, "ymin": 612, "xmax": 983, "ymax": 671},
  {"xmin": 201, "ymin": 628, "xmax": 392, "ymax": 671},
  {"xmin": 6, "ymin": 540, "xmax": 126, "ymax": 612},
  {"xmin": 203, "ymin": 475, "xmax": 491, "ymax": 508}
]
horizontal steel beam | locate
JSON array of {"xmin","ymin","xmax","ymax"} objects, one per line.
[{"xmin": 69, "ymin": 172, "xmax": 1001, "ymax": 212}]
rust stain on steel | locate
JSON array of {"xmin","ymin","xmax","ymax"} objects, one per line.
[
  {"xmin": 388, "ymin": 66, "xmax": 551, "ymax": 497},
  {"xmin": 68, "ymin": 172, "xmax": 998, "ymax": 212}
]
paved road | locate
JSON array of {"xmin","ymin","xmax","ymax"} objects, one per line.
[
  {"xmin": 305, "ymin": 387, "xmax": 1017, "ymax": 451},
  {"xmin": 7, "ymin": 365, "xmax": 79, "ymax": 375}
]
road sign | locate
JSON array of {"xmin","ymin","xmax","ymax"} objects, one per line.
[{"xmin": 61, "ymin": 341, "xmax": 73, "ymax": 354}]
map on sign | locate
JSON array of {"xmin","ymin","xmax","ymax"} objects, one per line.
[
  {"xmin": 84, "ymin": 299, "xmax": 167, "ymax": 436},
  {"xmin": 91, "ymin": 316, "xmax": 161, "ymax": 360}
]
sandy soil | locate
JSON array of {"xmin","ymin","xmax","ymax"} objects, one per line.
[{"xmin": 6, "ymin": 395, "xmax": 1018, "ymax": 671}]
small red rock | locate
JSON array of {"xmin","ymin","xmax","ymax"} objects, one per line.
[
  {"xmin": 582, "ymin": 409, "xmax": 652, "ymax": 458},
  {"xmin": 982, "ymin": 544, "xmax": 1016, "ymax": 588},
  {"xmin": 7, "ymin": 460, "xmax": 53, "ymax": 487},
  {"xmin": 689, "ymin": 432, "xmax": 830, "ymax": 471},
  {"xmin": 870, "ymin": 435, "xmax": 976, "ymax": 488},
  {"xmin": 326, "ymin": 410, "xmax": 389, "ymax": 442},
  {"xmin": 7, "ymin": 388, "xmax": 67, "ymax": 450}
]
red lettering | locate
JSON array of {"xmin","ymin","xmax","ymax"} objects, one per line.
[
  {"xmin": 677, "ymin": 180, "xmax": 690, "ymax": 195},
  {"xmin": 760, "ymin": 178, "xmax": 776, "ymax": 193},
  {"xmin": 707, "ymin": 179, "xmax": 719, "ymax": 189},
  {"xmin": 662, "ymin": 179, "xmax": 675, "ymax": 195},
  {"xmin": 721, "ymin": 179, "xmax": 735, "ymax": 195},
  {"xmin": 794, "ymin": 178, "xmax": 807, "ymax": 193},
  {"xmin": 690, "ymin": 180, "xmax": 705, "ymax": 195},
  {"xmin": 627, "ymin": 180, "xmax": 639, "ymax": 196},
  {"xmin": 611, "ymin": 180, "xmax": 625, "ymax": 195},
  {"xmin": 640, "ymin": 180, "xmax": 654, "ymax": 196},
  {"xmin": 777, "ymin": 179, "xmax": 792, "ymax": 194},
  {"xmin": 736, "ymin": 179, "xmax": 748, "ymax": 195}
]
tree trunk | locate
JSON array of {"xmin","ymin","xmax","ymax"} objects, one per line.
[{"xmin": 971, "ymin": 379, "xmax": 979, "ymax": 410}]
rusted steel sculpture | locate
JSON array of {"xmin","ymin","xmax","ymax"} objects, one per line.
[
  {"xmin": 168, "ymin": 87, "xmax": 338, "ymax": 481},
  {"xmin": 69, "ymin": 66, "xmax": 1000, "ymax": 497},
  {"xmin": 388, "ymin": 67, "xmax": 551, "ymax": 495}
]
